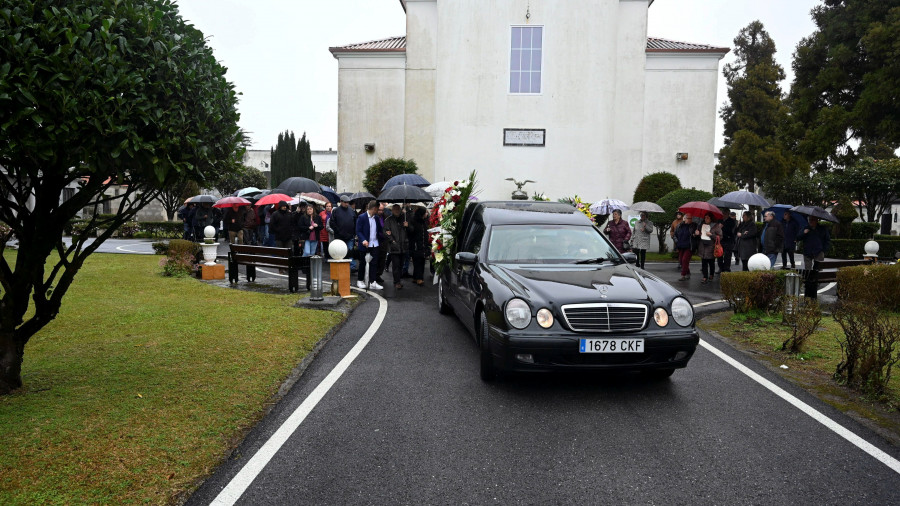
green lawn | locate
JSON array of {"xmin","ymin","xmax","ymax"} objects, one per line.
[{"xmin": 0, "ymin": 253, "xmax": 343, "ymax": 505}]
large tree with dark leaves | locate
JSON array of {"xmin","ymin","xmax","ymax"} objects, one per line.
[
  {"xmin": 789, "ymin": 0, "xmax": 900, "ymax": 169},
  {"xmin": 717, "ymin": 21, "xmax": 797, "ymax": 193},
  {"xmin": 0, "ymin": 0, "xmax": 243, "ymax": 394}
]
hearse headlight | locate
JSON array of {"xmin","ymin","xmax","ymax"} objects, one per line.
[
  {"xmin": 670, "ymin": 297, "xmax": 694, "ymax": 327},
  {"xmin": 505, "ymin": 298, "xmax": 532, "ymax": 329},
  {"xmin": 536, "ymin": 308, "xmax": 554, "ymax": 329},
  {"xmin": 653, "ymin": 307, "xmax": 669, "ymax": 327}
]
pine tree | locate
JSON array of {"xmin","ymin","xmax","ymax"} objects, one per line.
[
  {"xmin": 717, "ymin": 21, "xmax": 797, "ymax": 193},
  {"xmin": 298, "ymin": 132, "xmax": 315, "ymax": 179},
  {"xmin": 270, "ymin": 129, "xmax": 309, "ymax": 187}
]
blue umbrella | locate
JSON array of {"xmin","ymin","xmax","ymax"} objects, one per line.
[
  {"xmin": 766, "ymin": 204, "xmax": 807, "ymax": 229},
  {"xmin": 319, "ymin": 185, "xmax": 340, "ymax": 204},
  {"xmin": 382, "ymin": 173, "xmax": 430, "ymax": 191}
]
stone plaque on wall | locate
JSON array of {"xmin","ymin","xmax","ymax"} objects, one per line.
[{"xmin": 503, "ymin": 128, "xmax": 546, "ymax": 147}]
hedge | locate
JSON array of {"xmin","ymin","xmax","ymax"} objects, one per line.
[
  {"xmin": 826, "ymin": 239, "xmax": 900, "ymax": 260},
  {"xmin": 818, "ymin": 221, "xmax": 881, "ymax": 240},
  {"xmin": 836, "ymin": 263, "xmax": 900, "ymax": 312},
  {"xmin": 720, "ymin": 271, "xmax": 787, "ymax": 313},
  {"xmin": 63, "ymin": 220, "xmax": 182, "ymax": 238}
]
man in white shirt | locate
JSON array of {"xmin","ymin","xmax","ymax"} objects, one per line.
[{"xmin": 354, "ymin": 200, "xmax": 384, "ymax": 290}]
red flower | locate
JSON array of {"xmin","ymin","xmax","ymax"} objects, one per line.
[
  {"xmin": 453, "ymin": 181, "xmax": 459, "ymax": 186},
  {"xmin": 451, "ymin": 194, "xmax": 460, "ymax": 203}
]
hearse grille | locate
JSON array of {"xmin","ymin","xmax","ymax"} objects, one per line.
[{"xmin": 561, "ymin": 303, "xmax": 648, "ymax": 333}]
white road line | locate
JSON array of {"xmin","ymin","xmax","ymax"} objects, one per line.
[
  {"xmin": 210, "ymin": 288, "xmax": 388, "ymax": 505},
  {"xmin": 699, "ymin": 339, "xmax": 900, "ymax": 476},
  {"xmin": 694, "ymin": 300, "xmax": 726, "ymax": 307},
  {"xmin": 114, "ymin": 243, "xmax": 148, "ymax": 253}
]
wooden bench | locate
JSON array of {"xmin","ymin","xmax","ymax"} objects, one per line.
[
  {"xmin": 797, "ymin": 258, "xmax": 875, "ymax": 298},
  {"xmin": 227, "ymin": 244, "xmax": 310, "ymax": 293}
]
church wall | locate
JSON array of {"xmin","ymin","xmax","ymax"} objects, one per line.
[
  {"xmin": 404, "ymin": 0, "xmax": 438, "ymax": 183},
  {"xmin": 431, "ymin": 0, "xmax": 650, "ymax": 202},
  {"xmin": 642, "ymin": 53, "xmax": 721, "ymax": 193},
  {"xmin": 335, "ymin": 54, "xmax": 406, "ymax": 193}
]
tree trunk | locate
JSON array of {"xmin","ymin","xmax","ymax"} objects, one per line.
[
  {"xmin": 167, "ymin": 209, "xmax": 176, "ymax": 221},
  {"xmin": 0, "ymin": 331, "xmax": 24, "ymax": 395}
]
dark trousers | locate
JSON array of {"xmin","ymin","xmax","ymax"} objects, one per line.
[
  {"xmin": 634, "ymin": 249, "xmax": 647, "ymax": 269},
  {"xmin": 358, "ymin": 247, "xmax": 380, "ymax": 283},
  {"xmin": 782, "ymin": 248, "xmax": 796, "ymax": 269},
  {"xmin": 377, "ymin": 246, "xmax": 387, "ymax": 282},
  {"xmin": 702, "ymin": 258, "xmax": 715, "ymax": 279},
  {"xmin": 412, "ymin": 252, "xmax": 426, "ymax": 281},
  {"xmin": 718, "ymin": 245, "xmax": 733, "ymax": 272},
  {"xmin": 389, "ymin": 251, "xmax": 406, "ymax": 285},
  {"xmin": 678, "ymin": 248, "xmax": 692, "ymax": 276},
  {"xmin": 741, "ymin": 256, "xmax": 751, "ymax": 271}
]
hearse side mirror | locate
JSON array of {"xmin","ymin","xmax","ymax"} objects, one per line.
[
  {"xmin": 455, "ymin": 252, "xmax": 478, "ymax": 265},
  {"xmin": 622, "ymin": 252, "xmax": 638, "ymax": 264}
]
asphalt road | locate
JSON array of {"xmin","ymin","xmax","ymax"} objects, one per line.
[{"xmin": 187, "ymin": 264, "xmax": 897, "ymax": 505}]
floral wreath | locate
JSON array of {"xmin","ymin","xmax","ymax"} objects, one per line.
[{"xmin": 430, "ymin": 171, "xmax": 477, "ymax": 275}]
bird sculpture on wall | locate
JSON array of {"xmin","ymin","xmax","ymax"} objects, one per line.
[
  {"xmin": 505, "ymin": 178, "xmax": 536, "ymax": 200},
  {"xmin": 505, "ymin": 178, "xmax": 536, "ymax": 191}
]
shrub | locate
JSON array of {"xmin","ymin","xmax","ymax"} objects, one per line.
[
  {"xmin": 159, "ymin": 239, "xmax": 199, "ymax": 277},
  {"xmin": 138, "ymin": 221, "xmax": 183, "ymax": 238},
  {"xmin": 832, "ymin": 301, "xmax": 900, "ymax": 398},
  {"xmin": 874, "ymin": 234, "xmax": 896, "ymax": 240},
  {"xmin": 850, "ymin": 222, "xmax": 880, "ymax": 239},
  {"xmin": 827, "ymin": 238, "xmax": 900, "ymax": 259},
  {"xmin": 632, "ymin": 171, "xmax": 681, "ymax": 205},
  {"xmin": 118, "ymin": 221, "xmax": 140, "ymax": 238},
  {"xmin": 0, "ymin": 221, "xmax": 11, "ymax": 243},
  {"xmin": 362, "ymin": 157, "xmax": 419, "ymax": 195},
  {"xmin": 781, "ymin": 298, "xmax": 822, "ymax": 353},
  {"xmin": 720, "ymin": 271, "xmax": 786, "ymax": 313},
  {"xmin": 151, "ymin": 241, "xmax": 170, "ymax": 255},
  {"xmin": 836, "ymin": 263, "xmax": 900, "ymax": 312}
]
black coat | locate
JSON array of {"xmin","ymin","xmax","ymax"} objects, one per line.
[
  {"xmin": 269, "ymin": 204, "xmax": 294, "ymax": 242},
  {"xmin": 330, "ymin": 205, "xmax": 357, "ymax": 242},
  {"xmin": 735, "ymin": 220, "xmax": 758, "ymax": 259},
  {"xmin": 721, "ymin": 217, "xmax": 737, "ymax": 246},
  {"xmin": 761, "ymin": 219, "xmax": 784, "ymax": 255},
  {"xmin": 408, "ymin": 213, "xmax": 430, "ymax": 257},
  {"xmin": 223, "ymin": 207, "xmax": 245, "ymax": 232},
  {"xmin": 296, "ymin": 213, "xmax": 323, "ymax": 241}
]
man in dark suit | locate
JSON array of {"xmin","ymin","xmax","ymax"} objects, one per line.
[{"xmin": 355, "ymin": 200, "xmax": 385, "ymax": 290}]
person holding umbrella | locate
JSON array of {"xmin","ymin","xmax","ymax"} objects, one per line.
[
  {"xmin": 319, "ymin": 202, "xmax": 333, "ymax": 258},
  {"xmin": 331, "ymin": 196, "xmax": 358, "ymax": 271},
  {"xmin": 798, "ymin": 216, "xmax": 831, "ymax": 268},
  {"xmin": 631, "ymin": 211, "xmax": 653, "ymax": 269},
  {"xmin": 735, "ymin": 211, "xmax": 758, "ymax": 271},
  {"xmin": 356, "ymin": 200, "xmax": 384, "ymax": 290},
  {"xmin": 674, "ymin": 213, "xmax": 696, "ymax": 280},
  {"xmin": 408, "ymin": 206, "xmax": 430, "ymax": 286},
  {"xmin": 223, "ymin": 203, "xmax": 247, "ymax": 244},
  {"xmin": 760, "ymin": 211, "xmax": 784, "ymax": 268},
  {"xmin": 781, "ymin": 211, "xmax": 800, "ymax": 269},
  {"xmin": 384, "ymin": 204, "xmax": 410, "ymax": 289},
  {"xmin": 697, "ymin": 213, "xmax": 722, "ymax": 284},
  {"xmin": 192, "ymin": 201, "xmax": 214, "ymax": 242},
  {"xmin": 603, "ymin": 209, "xmax": 632, "ymax": 253},
  {"xmin": 298, "ymin": 203, "xmax": 323, "ymax": 257},
  {"xmin": 269, "ymin": 201, "xmax": 294, "ymax": 248},
  {"xmin": 718, "ymin": 211, "xmax": 737, "ymax": 273},
  {"xmin": 242, "ymin": 202, "xmax": 260, "ymax": 245}
]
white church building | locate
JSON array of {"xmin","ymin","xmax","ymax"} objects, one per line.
[{"xmin": 330, "ymin": 0, "xmax": 729, "ymax": 201}]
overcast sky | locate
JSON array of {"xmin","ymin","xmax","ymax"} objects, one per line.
[{"xmin": 175, "ymin": 0, "xmax": 820, "ymax": 152}]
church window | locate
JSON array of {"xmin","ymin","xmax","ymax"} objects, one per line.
[{"xmin": 510, "ymin": 26, "xmax": 543, "ymax": 94}]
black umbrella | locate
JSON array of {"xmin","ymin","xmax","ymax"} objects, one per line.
[
  {"xmin": 382, "ymin": 173, "xmax": 430, "ymax": 191},
  {"xmin": 789, "ymin": 205, "xmax": 839, "ymax": 223},
  {"xmin": 376, "ymin": 183, "xmax": 433, "ymax": 203},
  {"xmin": 339, "ymin": 192, "xmax": 354, "ymax": 197},
  {"xmin": 188, "ymin": 194, "xmax": 216, "ymax": 204},
  {"xmin": 350, "ymin": 191, "xmax": 375, "ymax": 202},
  {"xmin": 719, "ymin": 190, "xmax": 770, "ymax": 208},
  {"xmin": 274, "ymin": 177, "xmax": 321, "ymax": 195},
  {"xmin": 707, "ymin": 197, "xmax": 743, "ymax": 210}
]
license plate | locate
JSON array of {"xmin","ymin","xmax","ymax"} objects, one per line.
[{"xmin": 579, "ymin": 338, "xmax": 644, "ymax": 353}]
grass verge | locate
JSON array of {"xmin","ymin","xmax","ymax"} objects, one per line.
[
  {"xmin": 699, "ymin": 309, "xmax": 900, "ymax": 444},
  {"xmin": 0, "ymin": 253, "xmax": 344, "ymax": 505}
]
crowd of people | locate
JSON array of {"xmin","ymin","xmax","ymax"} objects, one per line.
[
  {"xmin": 177, "ymin": 196, "xmax": 432, "ymax": 291},
  {"xmin": 667, "ymin": 209, "xmax": 831, "ymax": 282}
]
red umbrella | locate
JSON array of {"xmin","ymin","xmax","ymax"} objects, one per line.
[
  {"xmin": 679, "ymin": 201, "xmax": 723, "ymax": 220},
  {"xmin": 254, "ymin": 193, "xmax": 292, "ymax": 206},
  {"xmin": 213, "ymin": 196, "xmax": 251, "ymax": 208}
]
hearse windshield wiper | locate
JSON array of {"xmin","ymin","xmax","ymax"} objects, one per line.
[{"xmin": 574, "ymin": 256, "xmax": 618, "ymax": 265}]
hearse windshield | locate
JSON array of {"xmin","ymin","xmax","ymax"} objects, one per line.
[{"xmin": 486, "ymin": 224, "xmax": 620, "ymax": 264}]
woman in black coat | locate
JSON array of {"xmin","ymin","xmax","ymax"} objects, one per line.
[
  {"xmin": 734, "ymin": 211, "xmax": 758, "ymax": 271},
  {"xmin": 296, "ymin": 204, "xmax": 324, "ymax": 256},
  {"xmin": 268, "ymin": 201, "xmax": 294, "ymax": 248}
]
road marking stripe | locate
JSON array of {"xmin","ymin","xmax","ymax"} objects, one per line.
[
  {"xmin": 114, "ymin": 243, "xmax": 149, "ymax": 253},
  {"xmin": 699, "ymin": 339, "xmax": 900, "ymax": 475},
  {"xmin": 210, "ymin": 289, "xmax": 388, "ymax": 505}
]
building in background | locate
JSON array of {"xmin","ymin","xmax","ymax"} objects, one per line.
[{"xmin": 330, "ymin": 0, "xmax": 728, "ymax": 201}]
